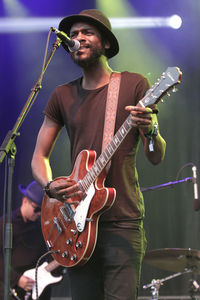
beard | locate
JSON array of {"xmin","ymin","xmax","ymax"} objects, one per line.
[{"xmin": 70, "ymin": 44, "xmax": 105, "ymax": 68}]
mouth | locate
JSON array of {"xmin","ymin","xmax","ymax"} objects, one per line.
[{"xmin": 77, "ymin": 44, "xmax": 90, "ymax": 52}]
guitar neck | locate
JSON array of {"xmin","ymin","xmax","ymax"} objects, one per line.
[
  {"xmin": 81, "ymin": 113, "xmax": 133, "ymax": 191},
  {"xmin": 45, "ymin": 260, "xmax": 60, "ymax": 272}
]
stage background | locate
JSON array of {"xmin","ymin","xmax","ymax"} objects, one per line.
[{"xmin": 0, "ymin": 0, "xmax": 200, "ymax": 297}]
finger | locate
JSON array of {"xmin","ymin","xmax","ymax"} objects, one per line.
[
  {"xmin": 131, "ymin": 116, "xmax": 151, "ymax": 126},
  {"xmin": 54, "ymin": 179, "xmax": 75, "ymax": 190},
  {"xmin": 125, "ymin": 106, "xmax": 153, "ymax": 114},
  {"xmin": 62, "ymin": 190, "xmax": 83, "ymax": 200},
  {"xmin": 54, "ymin": 181, "xmax": 78, "ymax": 198}
]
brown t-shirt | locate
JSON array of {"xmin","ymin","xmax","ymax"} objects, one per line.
[{"xmin": 44, "ymin": 71, "xmax": 150, "ymax": 221}]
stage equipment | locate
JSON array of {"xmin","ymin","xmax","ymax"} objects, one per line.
[
  {"xmin": 143, "ymin": 248, "xmax": 200, "ymax": 300},
  {"xmin": 0, "ymin": 27, "xmax": 62, "ymax": 300}
]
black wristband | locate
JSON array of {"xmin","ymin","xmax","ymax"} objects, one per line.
[{"xmin": 43, "ymin": 180, "xmax": 54, "ymax": 198}]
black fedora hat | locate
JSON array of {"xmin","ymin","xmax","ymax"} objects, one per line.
[
  {"xmin": 58, "ymin": 9, "xmax": 119, "ymax": 59},
  {"xmin": 18, "ymin": 181, "xmax": 44, "ymax": 206}
]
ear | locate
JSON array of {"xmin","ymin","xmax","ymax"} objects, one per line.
[
  {"xmin": 22, "ymin": 196, "xmax": 28, "ymax": 205},
  {"xmin": 105, "ymin": 40, "xmax": 110, "ymax": 50}
]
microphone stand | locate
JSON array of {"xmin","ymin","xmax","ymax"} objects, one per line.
[
  {"xmin": 0, "ymin": 36, "xmax": 61, "ymax": 300},
  {"xmin": 141, "ymin": 177, "xmax": 193, "ymax": 192}
]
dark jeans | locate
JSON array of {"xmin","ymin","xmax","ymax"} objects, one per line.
[{"xmin": 68, "ymin": 220, "xmax": 147, "ymax": 300}]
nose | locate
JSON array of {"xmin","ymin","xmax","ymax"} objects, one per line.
[{"xmin": 76, "ymin": 31, "xmax": 86, "ymax": 41}]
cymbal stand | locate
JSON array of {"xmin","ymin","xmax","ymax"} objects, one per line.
[
  {"xmin": 143, "ymin": 269, "xmax": 192, "ymax": 300},
  {"xmin": 189, "ymin": 277, "xmax": 200, "ymax": 300}
]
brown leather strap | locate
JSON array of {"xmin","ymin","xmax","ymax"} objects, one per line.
[{"xmin": 102, "ymin": 72, "xmax": 121, "ymax": 171}]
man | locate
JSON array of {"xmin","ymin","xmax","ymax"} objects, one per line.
[
  {"xmin": 0, "ymin": 181, "xmax": 51, "ymax": 300},
  {"xmin": 31, "ymin": 9, "xmax": 166, "ymax": 300}
]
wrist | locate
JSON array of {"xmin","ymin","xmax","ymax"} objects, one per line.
[
  {"xmin": 43, "ymin": 180, "xmax": 54, "ymax": 198},
  {"xmin": 144, "ymin": 123, "xmax": 158, "ymax": 139}
]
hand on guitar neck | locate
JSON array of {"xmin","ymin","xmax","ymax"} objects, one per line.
[{"xmin": 125, "ymin": 106, "xmax": 154, "ymax": 135}]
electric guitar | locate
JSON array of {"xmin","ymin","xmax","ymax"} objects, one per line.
[
  {"xmin": 11, "ymin": 260, "xmax": 62, "ymax": 300},
  {"xmin": 41, "ymin": 67, "xmax": 182, "ymax": 268}
]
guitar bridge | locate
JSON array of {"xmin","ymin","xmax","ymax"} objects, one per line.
[
  {"xmin": 64, "ymin": 202, "xmax": 75, "ymax": 219},
  {"xmin": 60, "ymin": 206, "xmax": 71, "ymax": 222}
]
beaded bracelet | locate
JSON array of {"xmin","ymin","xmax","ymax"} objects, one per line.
[{"xmin": 43, "ymin": 180, "xmax": 54, "ymax": 198}]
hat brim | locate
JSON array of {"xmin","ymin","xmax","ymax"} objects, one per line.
[
  {"xmin": 18, "ymin": 183, "xmax": 43, "ymax": 206},
  {"xmin": 18, "ymin": 184, "xmax": 27, "ymax": 197},
  {"xmin": 58, "ymin": 15, "xmax": 119, "ymax": 59}
]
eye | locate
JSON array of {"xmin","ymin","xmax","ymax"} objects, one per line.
[
  {"xmin": 70, "ymin": 32, "xmax": 77, "ymax": 38},
  {"xmin": 86, "ymin": 31, "xmax": 94, "ymax": 36}
]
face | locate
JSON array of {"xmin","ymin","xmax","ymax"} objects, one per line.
[
  {"xmin": 22, "ymin": 197, "xmax": 41, "ymax": 222},
  {"xmin": 69, "ymin": 22, "xmax": 110, "ymax": 67}
]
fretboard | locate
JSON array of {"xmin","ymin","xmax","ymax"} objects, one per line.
[{"xmin": 80, "ymin": 114, "xmax": 133, "ymax": 192}]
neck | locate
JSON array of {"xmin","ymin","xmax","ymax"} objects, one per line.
[{"xmin": 81, "ymin": 56, "xmax": 113, "ymax": 90}]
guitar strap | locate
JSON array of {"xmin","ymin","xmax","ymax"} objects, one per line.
[{"xmin": 102, "ymin": 72, "xmax": 121, "ymax": 172}]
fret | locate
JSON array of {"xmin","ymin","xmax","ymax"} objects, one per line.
[
  {"xmin": 107, "ymin": 144, "xmax": 113, "ymax": 155},
  {"xmin": 82, "ymin": 179, "xmax": 89, "ymax": 191},
  {"xmin": 119, "ymin": 126, "xmax": 127, "ymax": 138},
  {"xmin": 110, "ymin": 140, "xmax": 117, "ymax": 151},
  {"xmin": 90, "ymin": 167, "xmax": 98, "ymax": 178},
  {"xmin": 115, "ymin": 132, "xmax": 123, "ymax": 143},
  {"xmin": 96, "ymin": 158, "xmax": 104, "ymax": 169},
  {"xmin": 85, "ymin": 173, "xmax": 90, "ymax": 184},
  {"xmin": 95, "ymin": 160, "xmax": 102, "ymax": 172},
  {"xmin": 103, "ymin": 149, "xmax": 109, "ymax": 161},
  {"xmin": 84, "ymin": 174, "xmax": 91, "ymax": 188},
  {"xmin": 80, "ymin": 179, "xmax": 87, "ymax": 191},
  {"xmin": 124, "ymin": 119, "xmax": 132, "ymax": 130},
  {"xmin": 95, "ymin": 161, "xmax": 104, "ymax": 175},
  {"xmin": 89, "ymin": 169, "xmax": 96, "ymax": 181},
  {"xmin": 92, "ymin": 163, "xmax": 100, "ymax": 174},
  {"xmin": 113, "ymin": 136, "xmax": 120, "ymax": 146},
  {"xmin": 99, "ymin": 154, "xmax": 106, "ymax": 165},
  {"xmin": 87, "ymin": 173, "xmax": 93, "ymax": 185},
  {"xmin": 103, "ymin": 153, "xmax": 108, "ymax": 164}
]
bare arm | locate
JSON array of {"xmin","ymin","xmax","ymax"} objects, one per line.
[
  {"xmin": 31, "ymin": 116, "xmax": 62, "ymax": 188},
  {"xmin": 125, "ymin": 106, "xmax": 166, "ymax": 165},
  {"xmin": 31, "ymin": 116, "xmax": 84, "ymax": 201}
]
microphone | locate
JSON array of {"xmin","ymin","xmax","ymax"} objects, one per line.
[
  {"xmin": 192, "ymin": 165, "xmax": 200, "ymax": 211},
  {"xmin": 51, "ymin": 27, "xmax": 80, "ymax": 52}
]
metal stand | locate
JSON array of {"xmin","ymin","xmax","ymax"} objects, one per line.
[
  {"xmin": 0, "ymin": 33, "xmax": 61, "ymax": 300},
  {"xmin": 143, "ymin": 269, "xmax": 192, "ymax": 300},
  {"xmin": 141, "ymin": 177, "xmax": 193, "ymax": 192},
  {"xmin": 189, "ymin": 277, "xmax": 200, "ymax": 300}
]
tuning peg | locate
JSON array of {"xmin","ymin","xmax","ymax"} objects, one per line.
[
  {"xmin": 167, "ymin": 92, "xmax": 170, "ymax": 97},
  {"xmin": 172, "ymin": 86, "xmax": 178, "ymax": 93},
  {"xmin": 160, "ymin": 98, "xmax": 164, "ymax": 103}
]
